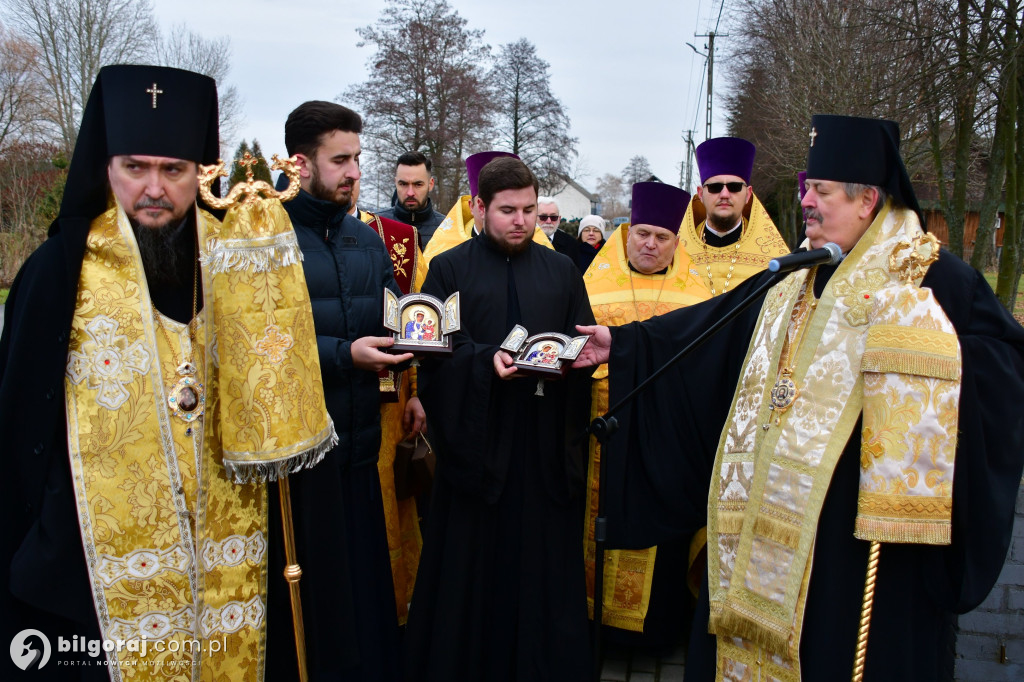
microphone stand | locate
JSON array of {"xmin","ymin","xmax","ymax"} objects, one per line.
[{"xmin": 589, "ymin": 268, "xmax": 787, "ymax": 682}]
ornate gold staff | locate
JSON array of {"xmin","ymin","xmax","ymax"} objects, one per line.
[
  {"xmin": 851, "ymin": 540, "xmax": 881, "ymax": 681},
  {"xmin": 277, "ymin": 475, "xmax": 308, "ymax": 682},
  {"xmin": 199, "ymin": 154, "xmax": 309, "ymax": 682}
]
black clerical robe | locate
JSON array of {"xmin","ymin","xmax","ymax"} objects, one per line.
[
  {"xmin": 603, "ymin": 252, "xmax": 1024, "ymax": 681},
  {"xmin": 549, "ymin": 227, "xmax": 581, "ymax": 269},
  {"xmin": 404, "ymin": 232, "xmax": 596, "ymax": 682}
]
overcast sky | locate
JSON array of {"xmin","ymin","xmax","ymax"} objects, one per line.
[{"xmin": 153, "ymin": 0, "xmax": 732, "ymax": 193}]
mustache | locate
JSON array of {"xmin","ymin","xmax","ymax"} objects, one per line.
[
  {"xmin": 805, "ymin": 209, "xmax": 823, "ymax": 223},
  {"xmin": 135, "ymin": 197, "xmax": 175, "ymax": 211}
]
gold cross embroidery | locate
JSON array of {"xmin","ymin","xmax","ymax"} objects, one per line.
[{"xmin": 146, "ymin": 83, "xmax": 163, "ymax": 108}]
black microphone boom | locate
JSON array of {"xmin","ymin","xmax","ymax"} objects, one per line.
[{"xmin": 768, "ymin": 242, "xmax": 843, "ymax": 273}]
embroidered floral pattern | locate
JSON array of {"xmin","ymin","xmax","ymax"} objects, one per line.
[
  {"xmin": 96, "ymin": 545, "xmax": 191, "ymax": 586},
  {"xmin": 199, "ymin": 596, "xmax": 265, "ymax": 637},
  {"xmin": 106, "ymin": 606, "xmax": 196, "ymax": 642},
  {"xmin": 201, "ymin": 532, "xmax": 266, "ymax": 570},
  {"xmin": 253, "ymin": 324, "xmax": 294, "ymax": 364},
  {"xmin": 833, "ymin": 268, "xmax": 887, "ymax": 327},
  {"xmin": 67, "ymin": 315, "xmax": 152, "ymax": 409},
  {"xmin": 390, "ymin": 238, "xmax": 410, "ymax": 278}
]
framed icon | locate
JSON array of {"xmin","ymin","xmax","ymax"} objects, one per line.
[
  {"xmin": 383, "ymin": 290, "xmax": 460, "ymax": 355},
  {"xmin": 499, "ymin": 324, "xmax": 590, "ymax": 378}
]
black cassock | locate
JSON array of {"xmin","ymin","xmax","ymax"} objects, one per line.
[
  {"xmin": 602, "ymin": 251, "xmax": 1024, "ymax": 681},
  {"xmin": 404, "ymin": 231, "xmax": 596, "ymax": 682}
]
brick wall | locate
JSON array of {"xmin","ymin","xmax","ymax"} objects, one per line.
[{"xmin": 954, "ymin": 483, "xmax": 1024, "ymax": 680}]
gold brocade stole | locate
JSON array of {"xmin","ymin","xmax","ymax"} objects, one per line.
[
  {"xmin": 422, "ymin": 195, "xmax": 553, "ymax": 268},
  {"xmin": 706, "ymin": 204, "xmax": 959, "ymax": 681},
  {"xmin": 679, "ymin": 192, "xmax": 789, "ymax": 296},
  {"xmin": 359, "ymin": 210, "xmax": 425, "ymax": 625},
  {"xmin": 65, "ymin": 206, "xmax": 268, "ymax": 679},
  {"xmin": 679, "ymin": 192, "xmax": 789, "ymax": 606},
  {"xmin": 581, "ymin": 225, "xmax": 709, "ymax": 631}
]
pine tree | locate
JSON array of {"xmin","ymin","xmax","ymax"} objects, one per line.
[{"xmin": 228, "ymin": 139, "xmax": 272, "ymax": 188}]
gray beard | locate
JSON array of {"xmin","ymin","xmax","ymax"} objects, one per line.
[{"xmin": 133, "ymin": 216, "xmax": 191, "ymax": 287}]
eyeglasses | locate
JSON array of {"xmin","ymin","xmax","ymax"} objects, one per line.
[
  {"xmin": 537, "ymin": 214, "xmax": 560, "ymax": 222},
  {"xmin": 703, "ymin": 181, "xmax": 746, "ymax": 194}
]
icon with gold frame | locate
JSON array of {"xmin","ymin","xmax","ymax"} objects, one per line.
[
  {"xmin": 499, "ymin": 324, "xmax": 589, "ymax": 378},
  {"xmin": 383, "ymin": 290, "xmax": 460, "ymax": 355}
]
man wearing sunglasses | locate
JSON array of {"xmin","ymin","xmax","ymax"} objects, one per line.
[
  {"xmin": 536, "ymin": 196, "xmax": 581, "ymax": 266},
  {"xmin": 680, "ymin": 137, "xmax": 789, "ymax": 295}
]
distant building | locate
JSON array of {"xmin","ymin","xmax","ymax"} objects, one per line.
[{"xmin": 546, "ymin": 175, "xmax": 600, "ymax": 221}]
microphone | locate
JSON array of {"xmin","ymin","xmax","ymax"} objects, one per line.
[{"xmin": 768, "ymin": 242, "xmax": 844, "ymax": 273}]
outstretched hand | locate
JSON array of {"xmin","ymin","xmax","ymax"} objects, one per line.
[
  {"xmin": 351, "ymin": 336, "xmax": 414, "ymax": 372},
  {"xmin": 572, "ymin": 325, "xmax": 611, "ymax": 367}
]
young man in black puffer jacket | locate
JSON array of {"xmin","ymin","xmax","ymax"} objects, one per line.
[
  {"xmin": 378, "ymin": 150, "xmax": 447, "ymax": 250},
  {"xmin": 265, "ymin": 100, "xmax": 412, "ymax": 682}
]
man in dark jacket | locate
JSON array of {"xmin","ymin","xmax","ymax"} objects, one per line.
[
  {"xmin": 378, "ymin": 151, "xmax": 446, "ymax": 249},
  {"xmin": 265, "ymin": 100, "xmax": 412, "ymax": 682}
]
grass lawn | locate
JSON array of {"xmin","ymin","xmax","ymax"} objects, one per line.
[{"xmin": 983, "ymin": 270, "xmax": 1024, "ymax": 323}]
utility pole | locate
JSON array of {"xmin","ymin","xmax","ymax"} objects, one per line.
[
  {"xmin": 695, "ymin": 30, "xmax": 727, "ymax": 139},
  {"xmin": 684, "ymin": 130, "xmax": 695, "ymax": 191}
]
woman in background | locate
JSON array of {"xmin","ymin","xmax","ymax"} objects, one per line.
[{"xmin": 576, "ymin": 215, "xmax": 606, "ymax": 272}]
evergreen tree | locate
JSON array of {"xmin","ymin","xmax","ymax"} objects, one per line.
[{"xmin": 228, "ymin": 138, "xmax": 271, "ymax": 188}]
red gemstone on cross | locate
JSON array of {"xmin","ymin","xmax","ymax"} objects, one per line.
[
  {"xmin": 141, "ymin": 562, "xmax": 147, "ymax": 567},
  {"xmin": 864, "ymin": 294, "xmax": 870, "ymax": 299},
  {"xmin": 104, "ymin": 359, "xmax": 110, "ymax": 365}
]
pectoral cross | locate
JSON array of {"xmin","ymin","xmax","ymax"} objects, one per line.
[
  {"xmin": 809, "ymin": 127, "xmax": 818, "ymax": 147},
  {"xmin": 146, "ymin": 83, "xmax": 163, "ymax": 109}
]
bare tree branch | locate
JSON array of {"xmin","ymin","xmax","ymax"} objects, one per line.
[
  {"xmin": 3, "ymin": 0, "xmax": 158, "ymax": 155},
  {"xmin": 154, "ymin": 24, "xmax": 244, "ymax": 155},
  {"xmin": 489, "ymin": 38, "xmax": 578, "ymax": 192},
  {"xmin": 344, "ymin": 0, "xmax": 495, "ymax": 211}
]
